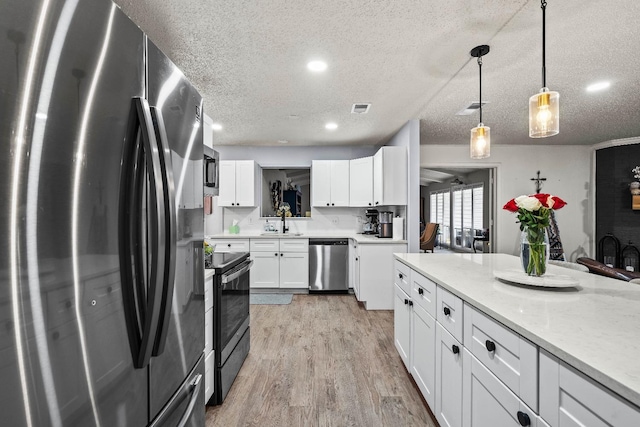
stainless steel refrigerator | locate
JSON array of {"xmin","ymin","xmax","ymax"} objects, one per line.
[{"xmin": 0, "ymin": 0, "xmax": 205, "ymax": 425}]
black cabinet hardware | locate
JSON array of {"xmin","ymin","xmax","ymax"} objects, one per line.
[
  {"xmin": 443, "ymin": 307, "xmax": 451, "ymax": 316},
  {"xmin": 517, "ymin": 411, "xmax": 530, "ymax": 426},
  {"xmin": 418, "ymin": 288, "xmax": 424, "ymax": 295},
  {"xmin": 408, "ymin": 300, "xmax": 413, "ymax": 306},
  {"xmin": 452, "ymin": 344, "xmax": 459, "ymax": 355},
  {"xmin": 485, "ymin": 340, "xmax": 496, "ymax": 352}
]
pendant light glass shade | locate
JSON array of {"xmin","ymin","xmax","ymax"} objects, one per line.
[
  {"xmin": 470, "ymin": 124, "xmax": 490, "ymax": 159},
  {"xmin": 529, "ymin": 87, "xmax": 559, "ymax": 138}
]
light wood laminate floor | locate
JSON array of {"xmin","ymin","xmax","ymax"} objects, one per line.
[{"xmin": 206, "ymin": 294, "xmax": 437, "ymax": 426}]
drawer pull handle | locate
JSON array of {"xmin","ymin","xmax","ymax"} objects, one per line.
[
  {"xmin": 452, "ymin": 344, "xmax": 460, "ymax": 355},
  {"xmin": 485, "ymin": 340, "xmax": 496, "ymax": 352},
  {"xmin": 443, "ymin": 307, "xmax": 451, "ymax": 316},
  {"xmin": 418, "ymin": 288, "xmax": 424, "ymax": 295},
  {"xmin": 227, "ymin": 244, "xmax": 231, "ymax": 247},
  {"xmin": 399, "ymin": 273, "xmax": 403, "ymax": 279},
  {"xmin": 404, "ymin": 299, "xmax": 409, "ymax": 305},
  {"xmin": 408, "ymin": 300, "xmax": 413, "ymax": 306},
  {"xmin": 517, "ymin": 411, "xmax": 531, "ymax": 426}
]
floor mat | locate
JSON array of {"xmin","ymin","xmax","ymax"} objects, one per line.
[{"xmin": 250, "ymin": 293, "xmax": 293, "ymax": 305}]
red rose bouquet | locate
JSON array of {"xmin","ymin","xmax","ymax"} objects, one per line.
[{"xmin": 503, "ymin": 194, "xmax": 567, "ymax": 276}]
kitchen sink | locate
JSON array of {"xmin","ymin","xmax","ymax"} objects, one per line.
[{"xmin": 259, "ymin": 232, "xmax": 304, "ymax": 236}]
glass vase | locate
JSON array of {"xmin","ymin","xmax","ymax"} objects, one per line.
[{"xmin": 520, "ymin": 227, "xmax": 549, "ymax": 276}]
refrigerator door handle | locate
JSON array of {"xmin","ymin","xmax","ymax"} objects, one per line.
[
  {"xmin": 149, "ymin": 106, "xmax": 177, "ymax": 357},
  {"xmin": 176, "ymin": 374, "xmax": 203, "ymax": 427},
  {"xmin": 119, "ymin": 97, "xmax": 167, "ymax": 369}
]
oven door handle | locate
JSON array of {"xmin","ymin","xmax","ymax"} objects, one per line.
[{"xmin": 221, "ymin": 260, "xmax": 254, "ymax": 284}]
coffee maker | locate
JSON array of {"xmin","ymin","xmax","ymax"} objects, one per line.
[
  {"xmin": 378, "ymin": 211, "xmax": 393, "ymax": 238},
  {"xmin": 363, "ymin": 209, "xmax": 379, "ymax": 234}
]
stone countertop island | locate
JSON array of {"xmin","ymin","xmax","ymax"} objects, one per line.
[{"xmin": 394, "ymin": 252, "xmax": 640, "ymax": 409}]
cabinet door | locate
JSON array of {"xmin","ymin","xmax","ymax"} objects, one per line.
[
  {"xmin": 539, "ymin": 351, "xmax": 640, "ymax": 427},
  {"xmin": 250, "ymin": 252, "xmax": 279, "ymax": 288},
  {"xmin": 435, "ymin": 323, "xmax": 464, "ymax": 427},
  {"xmin": 349, "ymin": 156, "xmax": 374, "ymax": 207},
  {"xmin": 330, "ymin": 160, "xmax": 350, "ymax": 206},
  {"xmin": 373, "ymin": 148, "xmax": 384, "ymax": 206},
  {"xmin": 234, "ymin": 160, "xmax": 255, "ymax": 207},
  {"xmin": 394, "ymin": 284, "xmax": 411, "ymax": 370},
  {"xmin": 462, "ymin": 349, "xmax": 539, "ymax": 427},
  {"xmin": 311, "ymin": 160, "xmax": 332, "ymax": 207},
  {"xmin": 279, "ymin": 252, "xmax": 309, "ymax": 288},
  {"xmin": 412, "ymin": 304, "xmax": 436, "ymax": 410},
  {"xmin": 205, "ymin": 350, "xmax": 214, "ymax": 404},
  {"xmin": 204, "ymin": 307, "xmax": 213, "ymax": 355},
  {"xmin": 218, "ymin": 161, "xmax": 236, "ymax": 206}
]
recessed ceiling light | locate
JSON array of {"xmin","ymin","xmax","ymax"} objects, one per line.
[
  {"xmin": 307, "ymin": 60, "xmax": 327, "ymax": 72},
  {"xmin": 278, "ymin": 139, "xmax": 289, "ymax": 144},
  {"xmin": 288, "ymin": 115, "xmax": 300, "ymax": 120},
  {"xmin": 325, "ymin": 122, "xmax": 338, "ymax": 130},
  {"xmin": 586, "ymin": 81, "xmax": 611, "ymax": 92},
  {"xmin": 211, "ymin": 123, "xmax": 222, "ymax": 131}
]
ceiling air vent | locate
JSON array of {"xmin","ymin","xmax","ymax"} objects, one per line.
[
  {"xmin": 351, "ymin": 103, "xmax": 371, "ymax": 114},
  {"xmin": 456, "ymin": 101, "xmax": 489, "ymax": 116}
]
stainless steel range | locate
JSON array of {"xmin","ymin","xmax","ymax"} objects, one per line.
[{"xmin": 208, "ymin": 252, "xmax": 252, "ymax": 405}]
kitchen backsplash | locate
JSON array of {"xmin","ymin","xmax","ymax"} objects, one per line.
[{"xmin": 204, "ymin": 198, "xmax": 405, "ymax": 236}]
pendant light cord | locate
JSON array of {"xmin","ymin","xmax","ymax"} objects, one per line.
[
  {"xmin": 541, "ymin": 0, "xmax": 547, "ymax": 88},
  {"xmin": 478, "ymin": 56, "xmax": 483, "ymax": 124}
]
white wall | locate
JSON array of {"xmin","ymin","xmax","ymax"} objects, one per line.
[
  {"xmin": 421, "ymin": 144, "xmax": 593, "ymax": 260},
  {"xmin": 387, "ymin": 120, "xmax": 421, "ymax": 253},
  {"xmin": 215, "ymin": 145, "xmax": 377, "ymax": 166}
]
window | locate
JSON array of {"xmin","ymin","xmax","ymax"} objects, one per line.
[{"xmin": 451, "ymin": 183, "xmax": 484, "ymax": 249}]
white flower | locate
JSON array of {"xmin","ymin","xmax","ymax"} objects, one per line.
[{"xmin": 515, "ymin": 195, "xmax": 542, "ymax": 212}]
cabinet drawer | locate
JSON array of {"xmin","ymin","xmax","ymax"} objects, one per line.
[
  {"xmin": 205, "ymin": 350, "xmax": 214, "ymax": 404},
  {"xmin": 204, "ymin": 276, "xmax": 213, "ymax": 312},
  {"xmin": 436, "ymin": 286, "xmax": 464, "ymax": 343},
  {"xmin": 211, "ymin": 239, "xmax": 249, "ymax": 252},
  {"xmin": 540, "ymin": 350, "xmax": 640, "ymax": 427},
  {"xmin": 394, "ymin": 260, "xmax": 411, "ymax": 295},
  {"xmin": 250, "ymin": 239, "xmax": 279, "ymax": 252},
  {"xmin": 462, "ymin": 349, "xmax": 539, "ymax": 427},
  {"xmin": 205, "ymin": 307, "xmax": 213, "ymax": 355},
  {"xmin": 411, "ymin": 269, "xmax": 437, "ymax": 318},
  {"xmin": 279, "ymin": 238, "xmax": 309, "ymax": 253},
  {"xmin": 463, "ymin": 303, "xmax": 538, "ymax": 411}
]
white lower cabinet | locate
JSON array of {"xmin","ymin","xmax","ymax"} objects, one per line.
[
  {"xmin": 279, "ymin": 252, "xmax": 308, "ymax": 288},
  {"xmin": 250, "ymin": 251, "xmax": 280, "ymax": 288},
  {"xmin": 463, "ymin": 349, "xmax": 538, "ymax": 427},
  {"xmin": 250, "ymin": 238, "xmax": 308, "ymax": 289},
  {"xmin": 539, "ymin": 350, "xmax": 640, "ymax": 427},
  {"xmin": 204, "ymin": 275, "xmax": 214, "ymax": 403},
  {"xmin": 435, "ymin": 322, "xmax": 464, "ymax": 427},
  {"xmin": 204, "ymin": 350, "xmax": 214, "ymax": 403},
  {"xmin": 358, "ymin": 243, "xmax": 407, "ymax": 309},
  {"xmin": 411, "ymin": 303, "xmax": 436, "ymax": 410},
  {"xmin": 394, "ymin": 283, "xmax": 412, "ymax": 370}
]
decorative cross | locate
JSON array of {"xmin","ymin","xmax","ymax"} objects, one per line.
[{"xmin": 530, "ymin": 171, "xmax": 547, "ymax": 194}]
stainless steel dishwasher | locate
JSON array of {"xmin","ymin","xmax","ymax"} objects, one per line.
[{"xmin": 309, "ymin": 239, "xmax": 349, "ymax": 293}]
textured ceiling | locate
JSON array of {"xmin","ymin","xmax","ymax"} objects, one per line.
[{"xmin": 113, "ymin": 0, "xmax": 640, "ymax": 147}]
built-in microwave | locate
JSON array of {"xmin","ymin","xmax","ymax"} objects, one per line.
[{"xmin": 203, "ymin": 145, "xmax": 219, "ymax": 196}]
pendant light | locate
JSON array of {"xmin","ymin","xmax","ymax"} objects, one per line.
[
  {"xmin": 529, "ymin": 0, "xmax": 559, "ymax": 138},
  {"xmin": 470, "ymin": 45, "xmax": 490, "ymax": 159}
]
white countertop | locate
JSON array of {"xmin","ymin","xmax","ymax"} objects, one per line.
[
  {"xmin": 206, "ymin": 231, "xmax": 407, "ymax": 244},
  {"xmin": 204, "ymin": 269, "xmax": 215, "ymax": 279},
  {"xmin": 394, "ymin": 253, "xmax": 640, "ymax": 409}
]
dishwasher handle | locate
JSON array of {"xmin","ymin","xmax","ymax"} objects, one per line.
[{"xmin": 309, "ymin": 239, "xmax": 349, "ymax": 246}]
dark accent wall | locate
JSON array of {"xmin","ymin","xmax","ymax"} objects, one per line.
[{"xmin": 595, "ymin": 144, "xmax": 640, "ymax": 265}]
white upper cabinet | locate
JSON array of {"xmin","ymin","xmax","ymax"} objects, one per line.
[
  {"xmin": 349, "ymin": 156, "xmax": 374, "ymax": 207},
  {"xmin": 218, "ymin": 160, "xmax": 257, "ymax": 207},
  {"xmin": 373, "ymin": 146, "xmax": 407, "ymax": 206},
  {"xmin": 311, "ymin": 160, "xmax": 350, "ymax": 207}
]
